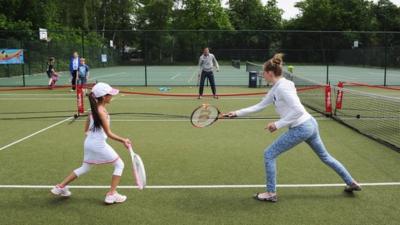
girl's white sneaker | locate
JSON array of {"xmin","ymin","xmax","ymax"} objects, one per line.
[
  {"xmin": 51, "ymin": 185, "xmax": 72, "ymax": 197},
  {"xmin": 104, "ymin": 192, "xmax": 127, "ymax": 204}
]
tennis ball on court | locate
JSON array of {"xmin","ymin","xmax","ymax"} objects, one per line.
[{"xmin": 288, "ymin": 65, "xmax": 294, "ymax": 73}]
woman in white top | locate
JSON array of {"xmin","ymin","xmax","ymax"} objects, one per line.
[
  {"xmin": 51, "ymin": 82, "xmax": 132, "ymax": 204},
  {"xmin": 226, "ymin": 54, "xmax": 361, "ymax": 202}
]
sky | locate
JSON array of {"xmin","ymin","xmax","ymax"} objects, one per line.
[{"xmin": 222, "ymin": 0, "xmax": 400, "ymax": 20}]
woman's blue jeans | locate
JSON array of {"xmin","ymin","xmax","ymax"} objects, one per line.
[{"xmin": 264, "ymin": 117, "xmax": 354, "ymax": 192}]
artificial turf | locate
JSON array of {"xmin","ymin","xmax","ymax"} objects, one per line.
[{"xmin": 0, "ymin": 87, "xmax": 399, "ymax": 225}]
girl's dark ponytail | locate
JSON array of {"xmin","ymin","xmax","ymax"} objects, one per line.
[{"xmin": 88, "ymin": 93, "xmax": 103, "ymax": 131}]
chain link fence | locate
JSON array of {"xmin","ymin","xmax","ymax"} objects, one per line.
[{"xmin": 1, "ymin": 30, "xmax": 399, "ymax": 86}]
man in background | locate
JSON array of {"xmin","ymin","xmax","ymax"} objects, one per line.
[{"xmin": 198, "ymin": 47, "xmax": 220, "ymax": 99}]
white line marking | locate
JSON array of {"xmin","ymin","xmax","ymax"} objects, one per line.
[
  {"xmin": 170, "ymin": 73, "xmax": 181, "ymax": 80},
  {"xmin": 0, "ymin": 117, "xmax": 72, "ymax": 151},
  {"xmin": 188, "ymin": 71, "xmax": 199, "ymax": 83},
  {"xmin": 0, "ymin": 182, "xmax": 399, "ymax": 189}
]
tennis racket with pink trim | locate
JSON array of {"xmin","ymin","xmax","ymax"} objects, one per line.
[{"xmin": 127, "ymin": 144, "xmax": 146, "ymax": 190}]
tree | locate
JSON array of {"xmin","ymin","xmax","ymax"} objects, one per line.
[
  {"xmin": 373, "ymin": 0, "xmax": 400, "ymax": 31},
  {"xmin": 290, "ymin": 0, "xmax": 375, "ymax": 31},
  {"xmin": 135, "ymin": 0, "xmax": 174, "ymax": 30},
  {"xmin": 172, "ymin": 0, "xmax": 233, "ymax": 30},
  {"xmin": 228, "ymin": 0, "xmax": 282, "ymax": 30},
  {"xmin": 135, "ymin": 0, "xmax": 175, "ymax": 63},
  {"xmin": 170, "ymin": 0, "xmax": 233, "ymax": 63},
  {"xmin": 225, "ymin": 0, "xmax": 282, "ymax": 59},
  {"xmin": 283, "ymin": 0, "xmax": 378, "ymax": 51}
]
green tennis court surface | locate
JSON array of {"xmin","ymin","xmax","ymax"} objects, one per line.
[
  {"xmin": 0, "ymin": 65, "xmax": 246, "ymax": 86},
  {"xmin": 0, "ymin": 87, "xmax": 400, "ymax": 225},
  {"xmin": 1, "ymin": 64, "xmax": 400, "ymax": 87}
]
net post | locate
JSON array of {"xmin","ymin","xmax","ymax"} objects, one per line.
[
  {"xmin": 334, "ymin": 81, "xmax": 344, "ymax": 116},
  {"xmin": 76, "ymin": 84, "xmax": 84, "ymax": 116},
  {"xmin": 324, "ymin": 84, "xmax": 332, "ymax": 116}
]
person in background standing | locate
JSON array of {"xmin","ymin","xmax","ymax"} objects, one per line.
[
  {"xmin": 69, "ymin": 51, "xmax": 80, "ymax": 91},
  {"xmin": 77, "ymin": 58, "xmax": 90, "ymax": 95},
  {"xmin": 198, "ymin": 47, "xmax": 220, "ymax": 99}
]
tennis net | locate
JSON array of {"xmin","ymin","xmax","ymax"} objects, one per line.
[
  {"xmin": 246, "ymin": 61, "xmax": 263, "ymax": 72},
  {"xmin": 332, "ymin": 87, "xmax": 400, "ymax": 149},
  {"xmin": 231, "ymin": 60, "xmax": 241, "ymax": 69}
]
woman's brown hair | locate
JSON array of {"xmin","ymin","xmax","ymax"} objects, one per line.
[{"xmin": 264, "ymin": 53, "xmax": 284, "ymax": 76}]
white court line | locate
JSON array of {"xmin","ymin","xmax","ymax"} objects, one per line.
[
  {"xmin": 0, "ymin": 117, "xmax": 72, "ymax": 151},
  {"xmin": 0, "ymin": 182, "xmax": 399, "ymax": 189},
  {"xmin": 170, "ymin": 73, "xmax": 182, "ymax": 80},
  {"xmin": 188, "ymin": 71, "xmax": 199, "ymax": 83}
]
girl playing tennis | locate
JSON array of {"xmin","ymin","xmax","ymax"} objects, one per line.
[
  {"xmin": 226, "ymin": 54, "xmax": 361, "ymax": 202},
  {"xmin": 51, "ymin": 82, "xmax": 131, "ymax": 204},
  {"xmin": 46, "ymin": 57, "xmax": 60, "ymax": 89}
]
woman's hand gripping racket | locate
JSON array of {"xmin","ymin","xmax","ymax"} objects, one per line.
[
  {"xmin": 127, "ymin": 144, "xmax": 146, "ymax": 190},
  {"xmin": 190, "ymin": 104, "xmax": 234, "ymax": 128}
]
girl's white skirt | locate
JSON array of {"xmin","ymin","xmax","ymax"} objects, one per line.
[{"xmin": 83, "ymin": 138, "xmax": 119, "ymax": 164}]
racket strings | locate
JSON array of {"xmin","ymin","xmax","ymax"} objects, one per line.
[{"xmin": 191, "ymin": 105, "xmax": 220, "ymax": 128}]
